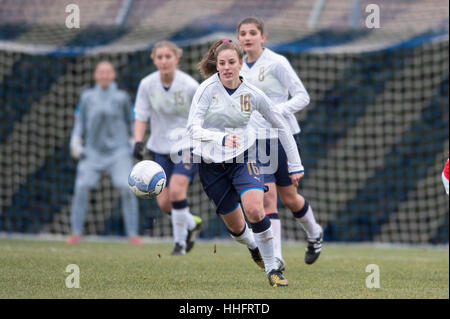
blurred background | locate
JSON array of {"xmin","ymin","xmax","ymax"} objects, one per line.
[{"xmin": 0, "ymin": 0, "xmax": 448, "ymax": 244}]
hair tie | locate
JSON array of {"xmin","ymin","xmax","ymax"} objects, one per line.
[{"xmin": 222, "ymin": 39, "xmax": 231, "ymax": 43}]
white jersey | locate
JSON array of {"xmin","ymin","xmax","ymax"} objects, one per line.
[
  {"xmin": 187, "ymin": 73, "xmax": 304, "ymax": 173},
  {"xmin": 134, "ymin": 69, "xmax": 199, "ymax": 154},
  {"xmin": 241, "ymin": 48, "xmax": 310, "ymax": 138}
]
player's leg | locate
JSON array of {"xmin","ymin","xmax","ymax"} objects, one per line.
[
  {"xmin": 198, "ymin": 161, "xmax": 263, "ymax": 268},
  {"xmin": 276, "ymin": 135, "xmax": 323, "ymax": 264},
  {"xmin": 240, "ymin": 188, "xmax": 287, "ymax": 286},
  {"xmin": 151, "ymin": 153, "xmax": 173, "ymax": 214},
  {"xmin": 109, "ymin": 154, "xmax": 142, "ymax": 245},
  {"xmin": 68, "ymin": 159, "xmax": 101, "ymax": 244},
  {"xmin": 170, "ymin": 153, "xmax": 201, "ymax": 253},
  {"xmin": 152, "ymin": 152, "xmax": 187, "ymax": 254},
  {"xmin": 277, "ymin": 184, "xmax": 323, "ymax": 264},
  {"xmin": 219, "ymin": 198, "xmax": 264, "ymax": 269},
  {"xmin": 232, "ymin": 158, "xmax": 287, "ymax": 286},
  {"xmin": 259, "ymin": 138, "xmax": 284, "ymax": 269},
  {"xmin": 156, "ymin": 188, "xmax": 172, "ymax": 213},
  {"xmin": 263, "ymin": 182, "xmax": 284, "ymax": 270},
  {"xmin": 168, "ymin": 173, "xmax": 200, "ymax": 254}
]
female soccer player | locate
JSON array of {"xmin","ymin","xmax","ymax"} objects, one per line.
[
  {"xmin": 188, "ymin": 39, "xmax": 304, "ymax": 287},
  {"xmin": 133, "ymin": 41, "xmax": 202, "ymax": 255},
  {"xmin": 237, "ymin": 17, "xmax": 323, "ymax": 269}
]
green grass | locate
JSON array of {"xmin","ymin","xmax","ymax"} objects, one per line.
[{"xmin": 0, "ymin": 238, "xmax": 448, "ymax": 299}]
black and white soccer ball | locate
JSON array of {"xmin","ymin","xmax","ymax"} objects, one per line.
[{"xmin": 128, "ymin": 160, "xmax": 166, "ymax": 199}]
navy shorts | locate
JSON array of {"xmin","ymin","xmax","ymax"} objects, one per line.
[
  {"xmin": 257, "ymin": 133, "xmax": 301, "ymax": 187},
  {"xmin": 151, "ymin": 149, "xmax": 198, "ymax": 187},
  {"xmin": 198, "ymin": 158, "xmax": 265, "ymax": 215}
]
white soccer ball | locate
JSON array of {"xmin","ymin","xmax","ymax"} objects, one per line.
[{"xmin": 128, "ymin": 160, "xmax": 167, "ymax": 199}]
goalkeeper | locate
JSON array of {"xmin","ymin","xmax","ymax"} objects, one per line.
[{"xmin": 67, "ymin": 61, "xmax": 142, "ymax": 245}]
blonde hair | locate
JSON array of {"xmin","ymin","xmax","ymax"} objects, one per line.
[
  {"xmin": 197, "ymin": 39, "xmax": 244, "ymax": 78},
  {"xmin": 151, "ymin": 41, "xmax": 183, "ymax": 59}
]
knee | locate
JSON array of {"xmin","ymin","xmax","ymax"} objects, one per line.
[{"xmin": 243, "ymin": 202, "xmax": 265, "ymax": 223}]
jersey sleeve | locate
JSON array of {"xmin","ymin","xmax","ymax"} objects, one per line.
[
  {"xmin": 71, "ymin": 92, "xmax": 87, "ymax": 140},
  {"xmin": 187, "ymin": 86, "xmax": 227, "ymax": 145},
  {"xmin": 254, "ymin": 90, "xmax": 304, "ymax": 173},
  {"xmin": 134, "ymin": 79, "xmax": 152, "ymax": 122},
  {"xmin": 272, "ymin": 59, "xmax": 310, "ymax": 116}
]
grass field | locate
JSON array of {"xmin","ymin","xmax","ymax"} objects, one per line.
[{"xmin": 0, "ymin": 237, "xmax": 448, "ymax": 299}]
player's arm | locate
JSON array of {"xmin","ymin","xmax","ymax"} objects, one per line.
[
  {"xmin": 70, "ymin": 94, "xmax": 87, "ymax": 160},
  {"xmin": 186, "ymin": 88, "xmax": 227, "ymax": 145},
  {"xmin": 255, "ymin": 92, "xmax": 304, "ymax": 186},
  {"xmin": 133, "ymin": 80, "xmax": 151, "ymax": 160},
  {"xmin": 273, "ymin": 59, "xmax": 310, "ymax": 116}
]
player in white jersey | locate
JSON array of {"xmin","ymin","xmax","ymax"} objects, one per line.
[
  {"xmin": 133, "ymin": 41, "xmax": 202, "ymax": 255},
  {"xmin": 237, "ymin": 17, "xmax": 323, "ymax": 268},
  {"xmin": 188, "ymin": 39, "xmax": 304, "ymax": 287}
]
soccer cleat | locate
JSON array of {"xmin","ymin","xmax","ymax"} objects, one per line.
[
  {"xmin": 186, "ymin": 215, "xmax": 202, "ymax": 253},
  {"xmin": 268, "ymin": 270, "xmax": 288, "ymax": 287},
  {"xmin": 248, "ymin": 247, "xmax": 265, "ymax": 269},
  {"xmin": 305, "ymin": 231, "xmax": 323, "ymax": 265},
  {"xmin": 171, "ymin": 243, "xmax": 186, "ymax": 255},
  {"xmin": 128, "ymin": 236, "xmax": 144, "ymax": 246},
  {"xmin": 275, "ymin": 257, "xmax": 286, "ymax": 272},
  {"xmin": 66, "ymin": 235, "xmax": 82, "ymax": 245}
]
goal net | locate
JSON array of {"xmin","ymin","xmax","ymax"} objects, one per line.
[{"xmin": 0, "ymin": 0, "xmax": 448, "ymax": 244}]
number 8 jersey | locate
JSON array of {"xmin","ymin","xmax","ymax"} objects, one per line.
[{"xmin": 240, "ymin": 48, "xmax": 310, "ymax": 139}]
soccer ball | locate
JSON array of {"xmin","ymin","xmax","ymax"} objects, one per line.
[{"xmin": 128, "ymin": 160, "xmax": 166, "ymax": 199}]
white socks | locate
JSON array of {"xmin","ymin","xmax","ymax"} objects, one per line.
[
  {"xmin": 298, "ymin": 204, "xmax": 322, "ymax": 239},
  {"xmin": 229, "ymin": 224, "xmax": 257, "ymax": 250},
  {"xmin": 171, "ymin": 206, "xmax": 195, "ymax": 247},
  {"xmin": 253, "ymin": 226, "xmax": 278, "ymax": 274},
  {"xmin": 268, "ymin": 217, "xmax": 283, "ymax": 261}
]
